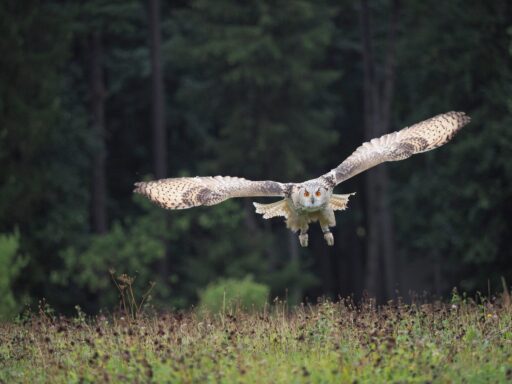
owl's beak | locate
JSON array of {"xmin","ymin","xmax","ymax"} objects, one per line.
[{"xmin": 310, "ymin": 197, "xmax": 315, "ymax": 204}]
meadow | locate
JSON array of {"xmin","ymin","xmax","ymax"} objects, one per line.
[{"xmin": 1, "ymin": 293, "xmax": 511, "ymax": 383}]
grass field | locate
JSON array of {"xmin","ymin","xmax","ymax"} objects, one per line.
[{"xmin": 1, "ymin": 296, "xmax": 511, "ymax": 383}]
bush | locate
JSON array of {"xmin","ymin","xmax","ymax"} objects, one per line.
[
  {"xmin": 198, "ymin": 277, "xmax": 269, "ymax": 313},
  {"xmin": 0, "ymin": 231, "xmax": 27, "ymax": 320},
  {"xmin": 50, "ymin": 199, "xmax": 168, "ymax": 311}
]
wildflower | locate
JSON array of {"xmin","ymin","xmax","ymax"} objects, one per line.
[{"xmin": 117, "ymin": 274, "xmax": 134, "ymax": 285}]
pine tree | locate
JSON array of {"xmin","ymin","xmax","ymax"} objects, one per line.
[
  {"xmin": 165, "ymin": 0, "xmax": 339, "ymax": 302},
  {"xmin": 393, "ymin": 0, "xmax": 512, "ymax": 293}
]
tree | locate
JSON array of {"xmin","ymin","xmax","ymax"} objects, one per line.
[
  {"xmin": 359, "ymin": 0, "xmax": 399, "ymax": 300},
  {"xmin": 88, "ymin": 31, "xmax": 108, "ymax": 234},
  {"xmin": 165, "ymin": 0, "xmax": 339, "ymax": 302},
  {"xmin": 0, "ymin": 1, "xmax": 92, "ymax": 307},
  {"xmin": 392, "ymin": 0, "xmax": 512, "ymax": 294},
  {"xmin": 2, "ymin": 0, "xmax": 512, "ymax": 314},
  {"xmin": 147, "ymin": 0, "xmax": 171, "ymax": 281},
  {"xmin": 148, "ymin": 0, "xmax": 167, "ymax": 179}
]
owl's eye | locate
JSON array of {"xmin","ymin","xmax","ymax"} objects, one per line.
[
  {"xmin": 304, "ymin": 191, "xmax": 310, "ymax": 197},
  {"xmin": 315, "ymin": 191, "xmax": 321, "ymax": 197}
]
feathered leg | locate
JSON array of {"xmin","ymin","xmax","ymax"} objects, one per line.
[
  {"xmin": 319, "ymin": 208, "xmax": 336, "ymax": 246},
  {"xmin": 321, "ymin": 225, "xmax": 334, "ymax": 246},
  {"xmin": 299, "ymin": 226, "xmax": 309, "ymax": 247}
]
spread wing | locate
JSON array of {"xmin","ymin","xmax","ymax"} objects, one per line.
[
  {"xmin": 318, "ymin": 111, "xmax": 470, "ymax": 187},
  {"xmin": 134, "ymin": 176, "xmax": 288, "ymax": 210}
]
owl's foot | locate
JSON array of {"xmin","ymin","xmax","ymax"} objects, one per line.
[
  {"xmin": 299, "ymin": 233, "xmax": 309, "ymax": 247},
  {"xmin": 323, "ymin": 231, "xmax": 334, "ymax": 246}
]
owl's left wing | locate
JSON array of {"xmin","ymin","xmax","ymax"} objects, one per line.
[
  {"xmin": 134, "ymin": 176, "xmax": 288, "ymax": 210},
  {"xmin": 317, "ymin": 111, "xmax": 470, "ymax": 187}
]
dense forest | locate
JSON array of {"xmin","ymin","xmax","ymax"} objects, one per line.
[{"xmin": 1, "ymin": 0, "xmax": 511, "ymax": 315}]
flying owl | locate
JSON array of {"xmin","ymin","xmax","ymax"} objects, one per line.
[{"xmin": 135, "ymin": 111, "xmax": 470, "ymax": 247}]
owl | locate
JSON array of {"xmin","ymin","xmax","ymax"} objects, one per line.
[{"xmin": 135, "ymin": 111, "xmax": 470, "ymax": 247}]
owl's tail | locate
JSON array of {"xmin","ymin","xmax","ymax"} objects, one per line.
[{"xmin": 253, "ymin": 199, "xmax": 291, "ymax": 219}]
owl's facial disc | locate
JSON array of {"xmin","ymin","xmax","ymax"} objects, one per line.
[{"xmin": 299, "ymin": 186, "xmax": 327, "ymax": 210}]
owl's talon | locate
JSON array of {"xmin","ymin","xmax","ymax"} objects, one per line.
[
  {"xmin": 299, "ymin": 233, "xmax": 308, "ymax": 247},
  {"xmin": 324, "ymin": 232, "xmax": 334, "ymax": 246}
]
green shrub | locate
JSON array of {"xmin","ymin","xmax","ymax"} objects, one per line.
[
  {"xmin": 0, "ymin": 231, "xmax": 27, "ymax": 320},
  {"xmin": 198, "ymin": 277, "xmax": 269, "ymax": 313},
  {"xmin": 50, "ymin": 198, "xmax": 168, "ymax": 310}
]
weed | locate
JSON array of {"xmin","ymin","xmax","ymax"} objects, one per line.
[
  {"xmin": 1, "ymin": 294, "xmax": 511, "ymax": 383},
  {"xmin": 108, "ymin": 269, "xmax": 155, "ymax": 320}
]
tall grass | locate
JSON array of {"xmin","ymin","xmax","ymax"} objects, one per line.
[{"xmin": 1, "ymin": 293, "xmax": 511, "ymax": 383}]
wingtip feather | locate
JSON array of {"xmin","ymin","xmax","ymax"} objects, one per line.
[
  {"xmin": 449, "ymin": 111, "xmax": 471, "ymax": 126},
  {"xmin": 133, "ymin": 181, "xmax": 146, "ymax": 194}
]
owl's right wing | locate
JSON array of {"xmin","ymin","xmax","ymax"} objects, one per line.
[
  {"xmin": 318, "ymin": 111, "xmax": 470, "ymax": 187},
  {"xmin": 134, "ymin": 176, "xmax": 288, "ymax": 210}
]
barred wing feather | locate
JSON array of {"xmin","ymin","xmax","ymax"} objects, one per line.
[
  {"xmin": 134, "ymin": 176, "xmax": 286, "ymax": 210},
  {"xmin": 321, "ymin": 111, "xmax": 470, "ymax": 186}
]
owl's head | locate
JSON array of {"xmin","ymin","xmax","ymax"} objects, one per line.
[{"xmin": 293, "ymin": 184, "xmax": 331, "ymax": 210}]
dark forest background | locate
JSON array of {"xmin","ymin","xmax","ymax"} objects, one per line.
[{"xmin": 1, "ymin": 0, "xmax": 511, "ymax": 315}]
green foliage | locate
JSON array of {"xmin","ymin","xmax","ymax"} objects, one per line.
[
  {"xmin": 1, "ymin": 300, "xmax": 511, "ymax": 382},
  {"xmin": 0, "ymin": 1, "xmax": 81, "ymax": 232},
  {"xmin": 165, "ymin": 200, "xmax": 273, "ymax": 305},
  {"xmin": 198, "ymin": 276, "xmax": 269, "ymax": 313},
  {"xmin": 158, "ymin": 0, "xmax": 337, "ymax": 306},
  {"xmin": 0, "ymin": 231, "xmax": 27, "ymax": 320},
  {"xmin": 51, "ymin": 199, "xmax": 166, "ymax": 310},
  {"xmin": 1, "ymin": 0, "xmax": 511, "ymax": 312},
  {"xmin": 0, "ymin": 0, "xmax": 92, "ymax": 311},
  {"xmin": 75, "ymin": 0, "xmax": 143, "ymax": 35},
  {"xmin": 170, "ymin": 0, "xmax": 339, "ymax": 180},
  {"xmin": 393, "ymin": 0, "xmax": 512, "ymax": 291}
]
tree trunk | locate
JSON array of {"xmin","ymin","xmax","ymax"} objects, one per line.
[
  {"xmin": 89, "ymin": 31, "xmax": 108, "ymax": 235},
  {"xmin": 149, "ymin": 0, "xmax": 169, "ymax": 279},
  {"xmin": 360, "ymin": 0, "xmax": 399, "ymax": 301},
  {"xmin": 149, "ymin": 0, "xmax": 167, "ymax": 179}
]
